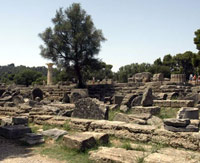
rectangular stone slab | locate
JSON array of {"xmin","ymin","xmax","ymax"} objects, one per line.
[
  {"xmin": 0, "ymin": 125, "xmax": 31, "ymax": 139},
  {"xmin": 89, "ymin": 147, "xmax": 145, "ymax": 163},
  {"xmin": 63, "ymin": 133, "xmax": 96, "ymax": 151},
  {"xmin": 83, "ymin": 132, "xmax": 109, "ymax": 144}
]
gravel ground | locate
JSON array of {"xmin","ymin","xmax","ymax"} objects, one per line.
[{"xmin": 0, "ymin": 136, "xmax": 65, "ymax": 163}]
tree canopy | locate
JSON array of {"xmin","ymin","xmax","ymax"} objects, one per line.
[
  {"xmin": 194, "ymin": 29, "xmax": 200, "ymax": 54},
  {"xmin": 39, "ymin": 3, "xmax": 105, "ymax": 88}
]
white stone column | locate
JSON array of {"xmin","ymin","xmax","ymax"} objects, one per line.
[{"xmin": 46, "ymin": 63, "xmax": 54, "ymax": 85}]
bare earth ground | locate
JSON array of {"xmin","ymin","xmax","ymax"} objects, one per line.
[{"xmin": 0, "ymin": 136, "xmax": 65, "ymax": 163}]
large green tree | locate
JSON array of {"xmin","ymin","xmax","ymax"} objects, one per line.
[
  {"xmin": 194, "ymin": 29, "xmax": 200, "ymax": 54},
  {"xmin": 39, "ymin": 3, "xmax": 105, "ymax": 88}
]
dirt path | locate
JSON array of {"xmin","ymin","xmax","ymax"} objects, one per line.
[{"xmin": 0, "ymin": 136, "xmax": 65, "ymax": 163}]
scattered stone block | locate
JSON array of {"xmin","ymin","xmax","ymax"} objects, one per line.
[
  {"xmin": 89, "ymin": 147, "xmax": 146, "ymax": 163},
  {"xmin": 153, "ymin": 73, "xmax": 164, "ymax": 81},
  {"xmin": 119, "ymin": 105, "xmax": 129, "ymax": 112},
  {"xmin": 147, "ymin": 116, "xmax": 163, "ymax": 128},
  {"xmin": 70, "ymin": 89, "xmax": 88, "ymax": 103},
  {"xmin": 109, "ymin": 104, "xmax": 118, "ymax": 111},
  {"xmin": 41, "ymin": 128, "xmax": 67, "ymax": 140},
  {"xmin": 131, "ymin": 95, "xmax": 142, "ymax": 106},
  {"xmin": 63, "ymin": 132, "xmax": 96, "ymax": 151},
  {"xmin": 113, "ymin": 113, "xmax": 149, "ymax": 125},
  {"xmin": 12, "ymin": 95, "xmax": 24, "ymax": 105},
  {"xmin": 1, "ymin": 117, "xmax": 12, "ymax": 126},
  {"xmin": 4, "ymin": 102, "xmax": 15, "ymax": 107},
  {"xmin": 12, "ymin": 116, "xmax": 28, "ymax": 125},
  {"xmin": 72, "ymin": 98, "xmax": 109, "ymax": 120},
  {"xmin": 21, "ymin": 133, "xmax": 44, "ymax": 145},
  {"xmin": 0, "ymin": 125, "xmax": 31, "ymax": 139},
  {"xmin": 130, "ymin": 106, "xmax": 160, "ymax": 115},
  {"xmin": 141, "ymin": 87, "xmax": 153, "ymax": 106},
  {"xmin": 113, "ymin": 95, "xmax": 124, "ymax": 105},
  {"xmin": 163, "ymin": 118, "xmax": 190, "ymax": 127},
  {"xmin": 121, "ymin": 94, "xmax": 137, "ymax": 108},
  {"xmin": 177, "ymin": 107, "xmax": 199, "ymax": 120},
  {"xmin": 153, "ymin": 100, "xmax": 194, "ymax": 108},
  {"xmin": 83, "ymin": 132, "xmax": 109, "ymax": 144},
  {"xmin": 164, "ymin": 124, "xmax": 199, "ymax": 132},
  {"xmin": 32, "ymin": 88, "xmax": 43, "ymax": 100},
  {"xmin": 62, "ymin": 92, "xmax": 70, "ymax": 103}
]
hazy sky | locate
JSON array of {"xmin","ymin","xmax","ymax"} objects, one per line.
[{"xmin": 0, "ymin": 0, "xmax": 199, "ymax": 72}]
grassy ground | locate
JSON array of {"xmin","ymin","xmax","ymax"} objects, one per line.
[
  {"xmin": 27, "ymin": 106, "xmax": 179, "ymax": 163},
  {"xmin": 157, "ymin": 107, "xmax": 180, "ymax": 119}
]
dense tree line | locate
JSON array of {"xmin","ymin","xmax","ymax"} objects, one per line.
[
  {"xmin": 0, "ymin": 62, "xmax": 113, "ymax": 86},
  {"xmin": 114, "ymin": 51, "xmax": 200, "ymax": 83},
  {"xmin": 115, "ymin": 29, "xmax": 200, "ymax": 83}
]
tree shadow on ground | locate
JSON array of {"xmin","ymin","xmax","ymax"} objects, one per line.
[{"xmin": 0, "ymin": 136, "xmax": 34, "ymax": 161}]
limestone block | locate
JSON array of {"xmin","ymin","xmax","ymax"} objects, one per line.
[
  {"xmin": 141, "ymin": 87, "xmax": 153, "ymax": 106},
  {"xmin": 20, "ymin": 133, "xmax": 44, "ymax": 145},
  {"xmin": 0, "ymin": 125, "xmax": 31, "ymax": 139},
  {"xmin": 89, "ymin": 147, "xmax": 146, "ymax": 163},
  {"xmin": 63, "ymin": 133, "xmax": 96, "ymax": 151},
  {"xmin": 164, "ymin": 124, "xmax": 199, "ymax": 132},
  {"xmin": 130, "ymin": 106, "xmax": 160, "ymax": 115},
  {"xmin": 83, "ymin": 132, "xmax": 109, "ymax": 144},
  {"xmin": 12, "ymin": 116, "xmax": 28, "ymax": 125},
  {"xmin": 41, "ymin": 128, "xmax": 67, "ymax": 140},
  {"xmin": 72, "ymin": 98, "xmax": 109, "ymax": 120},
  {"xmin": 163, "ymin": 118, "xmax": 190, "ymax": 127}
]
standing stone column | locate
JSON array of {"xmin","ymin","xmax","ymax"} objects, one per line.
[{"xmin": 46, "ymin": 63, "xmax": 54, "ymax": 85}]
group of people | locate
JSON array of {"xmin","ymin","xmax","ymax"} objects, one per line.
[{"xmin": 189, "ymin": 74, "xmax": 200, "ymax": 84}]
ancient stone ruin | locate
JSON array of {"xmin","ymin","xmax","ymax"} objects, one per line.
[{"xmin": 0, "ymin": 72, "xmax": 200, "ymax": 162}]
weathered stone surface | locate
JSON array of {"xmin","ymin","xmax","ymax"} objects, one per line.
[
  {"xmin": 0, "ymin": 96, "xmax": 12, "ymax": 102},
  {"xmin": 83, "ymin": 132, "xmax": 109, "ymax": 144},
  {"xmin": 153, "ymin": 100, "xmax": 194, "ymax": 108},
  {"xmin": 144, "ymin": 153, "xmax": 186, "ymax": 163},
  {"xmin": 62, "ymin": 92, "xmax": 70, "ymax": 103},
  {"xmin": 153, "ymin": 73, "xmax": 164, "ymax": 81},
  {"xmin": 32, "ymin": 88, "xmax": 43, "ymax": 100},
  {"xmin": 70, "ymin": 89, "xmax": 88, "ymax": 103},
  {"xmin": 190, "ymin": 119, "xmax": 200, "ymax": 127},
  {"xmin": 134, "ymin": 72, "xmax": 152, "ymax": 83},
  {"xmin": 113, "ymin": 95, "xmax": 124, "ymax": 105},
  {"xmin": 141, "ymin": 88, "xmax": 153, "ymax": 106},
  {"xmin": 177, "ymin": 107, "xmax": 199, "ymax": 120},
  {"xmin": 109, "ymin": 104, "xmax": 118, "ymax": 111},
  {"xmin": 170, "ymin": 74, "xmax": 186, "ymax": 83},
  {"xmin": 72, "ymin": 98, "xmax": 109, "ymax": 120},
  {"xmin": 131, "ymin": 95, "xmax": 142, "ymax": 106},
  {"xmin": 41, "ymin": 128, "xmax": 67, "ymax": 140},
  {"xmin": 164, "ymin": 124, "xmax": 199, "ymax": 132},
  {"xmin": 163, "ymin": 118, "xmax": 190, "ymax": 127},
  {"xmin": 0, "ymin": 125, "xmax": 31, "ymax": 139},
  {"xmin": 89, "ymin": 147, "xmax": 145, "ymax": 163},
  {"xmin": 167, "ymin": 92, "xmax": 179, "ymax": 100},
  {"xmin": 12, "ymin": 95, "xmax": 24, "ymax": 105},
  {"xmin": 113, "ymin": 113, "xmax": 147, "ymax": 125},
  {"xmin": 121, "ymin": 94, "xmax": 137, "ymax": 108},
  {"xmin": 12, "ymin": 116, "xmax": 28, "ymax": 125},
  {"xmin": 20, "ymin": 133, "xmax": 44, "ymax": 145},
  {"xmin": 0, "ymin": 117, "xmax": 12, "ymax": 126},
  {"xmin": 147, "ymin": 116, "xmax": 163, "ymax": 128},
  {"xmin": 63, "ymin": 133, "xmax": 96, "ymax": 151},
  {"xmin": 4, "ymin": 102, "xmax": 15, "ymax": 107},
  {"xmin": 130, "ymin": 106, "xmax": 160, "ymax": 115},
  {"xmin": 49, "ymin": 103, "xmax": 75, "ymax": 116},
  {"xmin": 119, "ymin": 105, "xmax": 129, "ymax": 112}
]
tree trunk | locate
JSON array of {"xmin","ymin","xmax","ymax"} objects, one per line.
[{"xmin": 75, "ymin": 64, "xmax": 84, "ymax": 88}]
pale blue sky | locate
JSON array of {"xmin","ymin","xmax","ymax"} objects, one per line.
[{"xmin": 0, "ymin": 0, "xmax": 199, "ymax": 71}]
